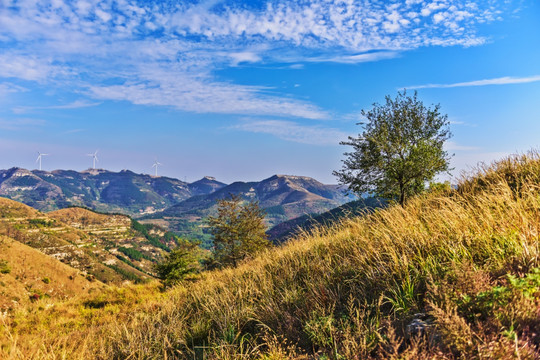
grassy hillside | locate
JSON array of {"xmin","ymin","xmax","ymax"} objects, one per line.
[
  {"xmin": 2, "ymin": 153, "xmax": 540, "ymax": 359},
  {"xmin": 0, "ymin": 235, "xmax": 104, "ymax": 311},
  {"xmin": 0, "ymin": 200, "xmax": 178, "ymax": 285},
  {"xmin": 268, "ymin": 197, "xmax": 384, "ymax": 243}
]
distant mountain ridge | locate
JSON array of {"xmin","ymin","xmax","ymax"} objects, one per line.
[{"xmin": 0, "ymin": 167, "xmax": 226, "ymax": 215}]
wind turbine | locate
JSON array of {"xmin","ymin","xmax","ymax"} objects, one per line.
[
  {"xmin": 87, "ymin": 150, "xmax": 99, "ymax": 169},
  {"xmin": 36, "ymin": 152, "xmax": 48, "ymax": 171},
  {"xmin": 152, "ymin": 159, "xmax": 162, "ymax": 177}
]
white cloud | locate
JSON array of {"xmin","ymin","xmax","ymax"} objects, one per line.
[
  {"xmin": 0, "ymin": 117, "xmax": 46, "ymax": 130},
  {"xmin": 0, "ymin": 0, "xmax": 515, "ymax": 118},
  {"xmin": 228, "ymin": 51, "xmax": 263, "ymax": 66},
  {"xmin": 305, "ymin": 51, "xmax": 400, "ymax": 64},
  {"xmin": 408, "ymin": 75, "xmax": 540, "ymax": 89},
  {"xmin": 48, "ymin": 100, "xmax": 101, "ymax": 109},
  {"xmin": 12, "ymin": 100, "xmax": 101, "ymax": 114},
  {"xmin": 89, "ymin": 78, "xmax": 327, "ymax": 119},
  {"xmin": 448, "ymin": 119, "xmax": 477, "ymax": 127},
  {"xmin": 0, "ymin": 54, "xmax": 59, "ymax": 82},
  {"xmin": 0, "ymin": 83, "xmax": 27, "ymax": 97},
  {"xmin": 233, "ymin": 119, "xmax": 347, "ymax": 145}
]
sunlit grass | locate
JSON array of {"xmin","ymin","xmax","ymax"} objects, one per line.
[{"xmin": 2, "ymin": 152, "xmax": 540, "ymax": 359}]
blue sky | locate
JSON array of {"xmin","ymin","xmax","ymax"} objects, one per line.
[{"xmin": 0, "ymin": 0, "xmax": 539, "ymax": 184}]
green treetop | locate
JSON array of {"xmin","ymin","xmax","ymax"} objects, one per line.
[{"xmin": 334, "ymin": 91, "xmax": 452, "ymax": 206}]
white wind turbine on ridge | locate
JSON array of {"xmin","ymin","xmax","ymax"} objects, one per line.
[
  {"xmin": 152, "ymin": 159, "xmax": 162, "ymax": 177},
  {"xmin": 87, "ymin": 150, "xmax": 99, "ymax": 169},
  {"xmin": 36, "ymin": 151, "xmax": 48, "ymax": 171}
]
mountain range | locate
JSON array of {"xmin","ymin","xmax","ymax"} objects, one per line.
[
  {"xmin": 140, "ymin": 174, "xmax": 355, "ymax": 245},
  {"xmin": 0, "ymin": 167, "xmax": 225, "ymax": 215},
  {"xmin": 0, "ymin": 169, "xmax": 357, "ymax": 306},
  {"xmin": 0, "ymin": 168, "xmax": 354, "ymax": 244}
]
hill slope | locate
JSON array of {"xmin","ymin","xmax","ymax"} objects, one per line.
[
  {"xmin": 267, "ymin": 196, "xmax": 384, "ymax": 243},
  {"xmin": 105, "ymin": 153, "xmax": 540, "ymax": 359},
  {"xmin": 3, "ymin": 153, "xmax": 540, "ymax": 359},
  {"xmin": 0, "ymin": 235, "xmax": 104, "ymax": 311},
  {"xmin": 47, "ymin": 207, "xmax": 178, "ymax": 275},
  {"xmin": 0, "ymin": 198, "xmax": 178, "ymax": 284}
]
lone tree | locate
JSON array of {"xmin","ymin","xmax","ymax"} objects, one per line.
[
  {"xmin": 208, "ymin": 194, "xmax": 270, "ymax": 268},
  {"xmin": 154, "ymin": 239, "xmax": 202, "ymax": 288},
  {"xmin": 334, "ymin": 91, "xmax": 452, "ymax": 206}
]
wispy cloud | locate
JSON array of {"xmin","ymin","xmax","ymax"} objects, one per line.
[
  {"xmin": 408, "ymin": 75, "xmax": 540, "ymax": 89},
  {"xmin": 0, "ymin": 118, "xmax": 46, "ymax": 130},
  {"xmin": 47, "ymin": 100, "xmax": 101, "ymax": 110},
  {"xmin": 304, "ymin": 51, "xmax": 400, "ymax": 64},
  {"xmin": 0, "ymin": 0, "xmax": 515, "ymax": 118},
  {"xmin": 61, "ymin": 128, "xmax": 86, "ymax": 135},
  {"xmin": 0, "ymin": 83, "xmax": 27, "ymax": 97},
  {"xmin": 13, "ymin": 100, "xmax": 101, "ymax": 114},
  {"xmin": 233, "ymin": 119, "xmax": 347, "ymax": 145},
  {"xmin": 89, "ymin": 78, "xmax": 327, "ymax": 119},
  {"xmin": 444, "ymin": 141, "xmax": 480, "ymax": 152}
]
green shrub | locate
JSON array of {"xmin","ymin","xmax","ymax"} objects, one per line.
[
  {"xmin": 117, "ymin": 246, "xmax": 144, "ymax": 261},
  {"xmin": 28, "ymin": 218, "xmax": 55, "ymax": 228},
  {"xmin": 458, "ymin": 267, "xmax": 540, "ymax": 321},
  {"xmin": 0, "ymin": 260, "xmax": 11, "ymax": 274}
]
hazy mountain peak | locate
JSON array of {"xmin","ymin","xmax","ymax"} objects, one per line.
[
  {"xmin": 188, "ymin": 176, "xmax": 227, "ymax": 197},
  {"xmin": 273, "ymin": 174, "xmax": 314, "ymax": 180},
  {"xmin": 6, "ymin": 167, "xmax": 34, "ymax": 176},
  {"xmin": 265, "ymin": 174, "xmax": 325, "ymax": 184}
]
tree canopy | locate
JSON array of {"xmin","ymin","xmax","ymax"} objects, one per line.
[
  {"xmin": 154, "ymin": 239, "xmax": 202, "ymax": 288},
  {"xmin": 334, "ymin": 91, "xmax": 452, "ymax": 206},
  {"xmin": 208, "ymin": 194, "xmax": 270, "ymax": 267}
]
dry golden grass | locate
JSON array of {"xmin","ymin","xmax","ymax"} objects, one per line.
[
  {"xmin": 0, "ymin": 197, "xmax": 42, "ymax": 219},
  {"xmin": 0, "ymin": 236, "xmax": 104, "ymax": 311},
  {"xmin": 47, "ymin": 207, "xmax": 129, "ymax": 227},
  {"xmin": 2, "ymin": 152, "xmax": 540, "ymax": 359}
]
